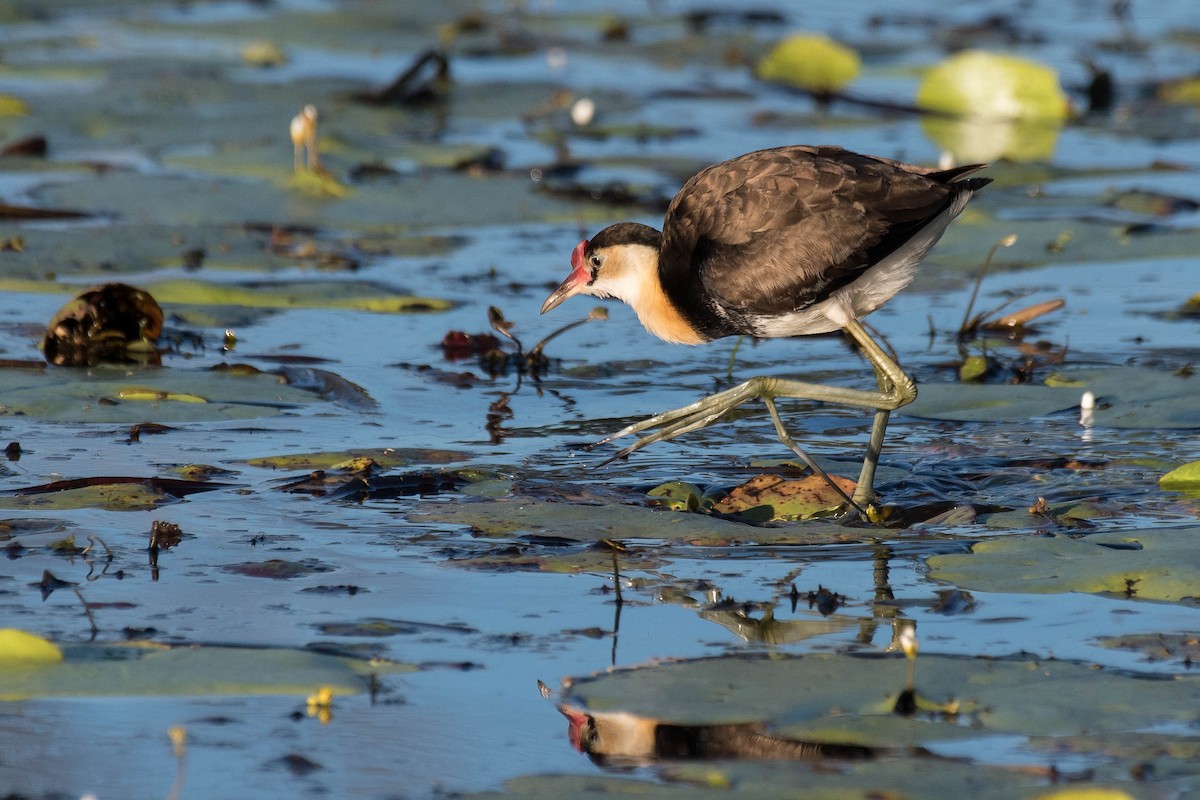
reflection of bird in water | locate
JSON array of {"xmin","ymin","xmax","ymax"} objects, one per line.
[
  {"xmin": 698, "ymin": 605, "xmax": 852, "ymax": 644},
  {"xmin": 558, "ymin": 704, "xmax": 895, "ymax": 765},
  {"xmin": 289, "ymin": 104, "xmax": 320, "ymax": 173},
  {"xmin": 542, "ymin": 145, "xmax": 989, "ymax": 508}
]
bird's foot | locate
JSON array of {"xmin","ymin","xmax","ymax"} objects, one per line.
[{"xmin": 589, "ymin": 379, "xmax": 766, "ymax": 465}]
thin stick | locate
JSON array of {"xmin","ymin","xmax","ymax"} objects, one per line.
[
  {"xmin": 959, "ymin": 234, "xmax": 1018, "ymax": 335},
  {"xmin": 72, "ymin": 588, "xmax": 98, "ymax": 636}
]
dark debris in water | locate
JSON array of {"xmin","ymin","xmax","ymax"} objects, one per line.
[
  {"xmin": 221, "ymin": 558, "xmax": 335, "ymax": 580},
  {"xmin": 40, "ymin": 283, "xmax": 163, "ymax": 367}
]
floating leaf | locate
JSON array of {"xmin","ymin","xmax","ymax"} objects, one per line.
[
  {"xmin": 287, "ymin": 169, "xmax": 354, "ymax": 198},
  {"xmin": 709, "ymin": 474, "xmax": 854, "ymax": 522},
  {"xmin": 0, "ymin": 364, "xmax": 322, "ymax": 422},
  {"xmin": 1160, "ymin": 461, "xmax": 1200, "ymax": 490},
  {"xmin": 917, "ymin": 50, "xmax": 1068, "ymax": 162},
  {"xmin": 756, "ymin": 34, "xmax": 861, "ymax": 93},
  {"xmin": 917, "ymin": 50, "xmax": 1069, "ymax": 121},
  {"xmin": 1036, "ymin": 790, "xmax": 1135, "ymax": 800},
  {"xmin": 0, "ymin": 476, "xmax": 235, "ymax": 512},
  {"xmin": 241, "ymin": 447, "xmax": 471, "ymax": 471},
  {"xmin": 117, "ymin": 388, "xmax": 207, "ymax": 403},
  {"xmin": 1158, "ymin": 76, "xmax": 1200, "ymax": 106},
  {"xmin": 958, "ymin": 354, "xmax": 990, "ymax": 382},
  {"xmin": 241, "ymin": 40, "xmax": 287, "ymax": 68},
  {"xmin": 907, "ymin": 367, "xmax": 1200, "ymax": 428},
  {"xmin": 646, "ymin": 481, "xmax": 704, "ymax": 512},
  {"xmin": 0, "ymin": 95, "xmax": 28, "ymax": 116},
  {"xmin": 0, "ymin": 629, "xmax": 63, "ymax": 665},
  {"xmin": 0, "ymin": 643, "xmax": 413, "ymax": 702},
  {"xmin": 926, "ymin": 527, "xmax": 1200, "ymax": 602}
]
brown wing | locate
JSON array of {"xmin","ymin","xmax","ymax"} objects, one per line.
[{"xmin": 660, "ymin": 145, "xmax": 975, "ymax": 318}]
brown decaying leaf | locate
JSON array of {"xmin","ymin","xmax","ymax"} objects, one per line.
[
  {"xmin": 40, "ymin": 283, "xmax": 164, "ymax": 367},
  {"xmin": 981, "ymin": 298, "xmax": 1066, "ymax": 330},
  {"xmin": 710, "ymin": 473, "xmax": 857, "ymax": 520}
]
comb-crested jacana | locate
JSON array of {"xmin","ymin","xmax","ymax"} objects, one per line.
[{"xmin": 541, "ymin": 145, "xmax": 990, "ymax": 507}]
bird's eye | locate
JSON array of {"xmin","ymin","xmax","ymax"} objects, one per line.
[{"xmin": 589, "ymin": 254, "xmax": 602, "ymax": 270}]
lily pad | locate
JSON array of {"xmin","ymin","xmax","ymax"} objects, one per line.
[
  {"xmin": 0, "ymin": 477, "xmax": 232, "ymax": 511},
  {"xmin": 756, "ymin": 34, "xmax": 861, "ymax": 93},
  {"xmin": 414, "ymin": 494, "xmax": 869, "ymax": 548},
  {"xmin": 0, "ymin": 629, "xmax": 63, "ymax": 665},
  {"xmin": 462, "ymin": 761, "xmax": 1079, "ymax": 800},
  {"xmin": 1160, "ymin": 461, "xmax": 1200, "ymax": 491},
  {"xmin": 564, "ymin": 651, "xmax": 1200, "ymax": 745},
  {"xmin": 241, "ymin": 447, "xmax": 472, "ymax": 470},
  {"xmin": 916, "ymin": 50, "xmax": 1068, "ymax": 162},
  {"xmin": 925, "ymin": 527, "xmax": 1200, "ymax": 602},
  {"xmin": 708, "ymin": 474, "xmax": 856, "ymax": 522},
  {"xmin": 0, "ymin": 641, "xmax": 413, "ymax": 702},
  {"xmin": 917, "ymin": 50, "xmax": 1069, "ymax": 121},
  {"xmin": 905, "ymin": 367, "xmax": 1200, "ymax": 428},
  {"xmin": 0, "ymin": 363, "xmax": 322, "ymax": 422}
]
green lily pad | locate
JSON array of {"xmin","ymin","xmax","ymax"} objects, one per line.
[
  {"xmin": 565, "ymin": 651, "xmax": 1200, "ymax": 743},
  {"xmin": 926, "ymin": 527, "xmax": 1200, "ymax": 602},
  {"xmin": 464, "ymin": 760, "xmax": 1052, "ymax": 800},
  {"xmin": 0, "ymin": 477, "xmax": 231, "ymax": 512},
  {"xmin": 241, "ymin": 447, "xmax": 472, "ymax": 471},
  {"xmin": 0, "ymin": 363, "xmax": 321, "ymax": 422},
  {"xmin": 414, "ymin": 494, "xmax": 868, "ymax": 548},
  {"xmin": 906, "ymin": 367, "xmax": 1200, "ymax": 428},
  {"xmin": 904, "ymin": 381, "xmax": 1080, "ymax": 422},
  {"xmin": 0, "ymin": 641, "xmax": 413, "ymax": 702},
  {"xmin": 646, "ymin": 481, "xmax": 704, "ymax": 512},
  {"xmin": 1160, "ymin": 461, "xmax": 1200, "ymax": 490}
]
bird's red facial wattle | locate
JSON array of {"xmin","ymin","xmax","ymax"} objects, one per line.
[{"xmin": 540, "ymin": 239, "xmax": 593, "ymax": 314}]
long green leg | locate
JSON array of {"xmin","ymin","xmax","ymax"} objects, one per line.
[{"xmin": 596, "ymin": 317, "xmax": 917, "ymax": 505}]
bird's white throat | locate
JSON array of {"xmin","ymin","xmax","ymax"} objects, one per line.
[{"xmin": 591, "ymin": 244, "xmax": 705, "ymax": 345}]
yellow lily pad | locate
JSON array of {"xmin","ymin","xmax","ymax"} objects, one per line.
[
  {"xmin": 117, "ymin": 388, "xmax": 208, "ymax": 403},
  {"xmin": 917, "ymin": 50, "xmax": 1069, "ymax": 121},
  {"xmin": 1160, "ymin": 461, "xmax": 1200, "ymax": 490},
  {"xmin": 0, "ymin": 94, "xmax": 28, "ymax": 115},
  {"xmin": 756, "ymin": 34, "xmax": 861, "ymax": 93},
  {"xmin": 916, "ymin": 51, "xmax": 1068, "ymax": 162},
  {"xmin": 0, "ymin": 629, "xmax": 63, "ymax": 665}
]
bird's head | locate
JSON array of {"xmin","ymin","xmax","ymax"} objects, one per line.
[{"xmin": 540, "ymin": 223, "xmax": 662, "ymax": 315}]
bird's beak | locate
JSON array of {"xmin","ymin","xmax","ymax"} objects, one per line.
[{"xmin": 540, "ymin": 240, "xmax": 591, "ymax": 314}]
